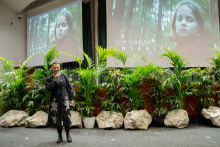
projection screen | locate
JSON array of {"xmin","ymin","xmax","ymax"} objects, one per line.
[
  {"xmin": 27, "ymin": 0, "xmax": 82, "ymax": 67},
  {"xmin": 107, "ymin": 0, "xmax": 219, "ymax": 67}
]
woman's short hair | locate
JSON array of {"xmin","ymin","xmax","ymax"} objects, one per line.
[
  {"xmin": 52, "ymin": 61, "xmax": 60, "ymax": 67},
  {"xmin": 52, "ymin": 10, "xmax": 77, "ymax": 44},
  {"xmin": 167, "ymin": 1, "xmax": 211, "ymax": 42}
]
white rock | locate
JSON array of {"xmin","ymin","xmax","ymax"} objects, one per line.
[
  {"xmin": 164, "ymin": 109, "xmax": 189, "ymax": 128},
  {"xmin": 202, "ymin": 106, "xmax": 220, "ymax": 127},
  {"xmin": 70, "ymin": 111, "xmax": 83, "ymax": 128},
  {"xmin": 96, "ymin": 111, "xmax": 124, "ymax": 129},
  {"xmin": 124, "ymin": 110, "xmax": 152, "ymax": 129},
  {"xmin": 0, "ymin": 110, "xmax": 29, "ymax": 127},
  {"xmin": 25, "ymin": 111, "xmax": 48, "ymax": 128}
]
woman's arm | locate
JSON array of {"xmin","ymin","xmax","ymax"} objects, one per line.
[
  {"xmin": 64, "ymin": 75, "xmax": 74, "ymax": 102},
  {"xmin": 45, "ymin": 76, "xmax": 57, "ymax": 92}
]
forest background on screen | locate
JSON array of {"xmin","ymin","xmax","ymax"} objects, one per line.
[{"xmin": 27, "ymin": 2, "xmax": 82, "ymax": 67}]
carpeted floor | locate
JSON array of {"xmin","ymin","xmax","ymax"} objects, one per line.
[{"xmin": 0, "ymin": 124, "xmax": 220, "ymax": 147}]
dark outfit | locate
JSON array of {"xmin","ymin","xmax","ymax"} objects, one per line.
[{"xmin": 45, "ymin": 74, "xmax": 73, "ymax": 141}]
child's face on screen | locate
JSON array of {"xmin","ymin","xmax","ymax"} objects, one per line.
[
  {"xmin": 56, "ymin": 15, "xmax": 69, "ymax": 41},
  {"xmin": 175, "ymin": 5, "xmax": 198, "ymax": 39}
]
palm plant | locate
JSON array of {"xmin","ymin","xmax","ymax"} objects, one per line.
[
  {"xmin": 150, "ymin": 67, "xmax": 169, "ymax": 118},
  {"xmin": 0, "ymin": 55, "xmax": 35, "ymax": 113},
  {"xmin": 122, "ymin": 65, "xmax": 151, "ymax": 114},
  {"xmin": 206, "ymin": 45, "xmax": 220, "ymax": 81},
  {"xmin": 96, "ymin": 45, "xmax": 111, "ymax": 66},
  {"xmin": 101, "ymin": 68, "xmax": 123, "ymax": 113},
  {"xmin": 32, "ymin": 45, "xmax": 59, "ymax": 85},
  {"xmin": 192, "ymin": 66, "xmax": 217, "ymax": 112},
  {"xmin": 64, "ymin": 50, "xmax": 108, "ymax": 117},
  {"xmin": 24, "ymin": 45, "xmax": 59, "ymax": 113},
  {"xmin": 0, "ymin": 57, "xmax": 14, "ymax": 79},
  {"xmin": 108, "ymin": 46, "xmax": 128, "ymax": 66},
  {"xmin": 22, "ymin": 84, "xmax": 48, "ymax": 115},
  {"xmin": 60, "ymin": 68, "xmax": 76, "ymax": 83},
  {"xmin": 160, "ymin": 48, "xmax": 196, "ymax": 110}
]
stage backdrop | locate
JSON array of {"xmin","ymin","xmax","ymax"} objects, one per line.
[
  {"xmin": 107, "ymin": 0, "xmax": 220, "ymax": 67},
  {"xmin": 27, "ymin": 0, "xmax": 83, "ymax": 67}
]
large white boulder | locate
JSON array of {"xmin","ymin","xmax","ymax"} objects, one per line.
[
  {"xmin": 164, "ymin": 109, "xmax": 189, "ymax": 128},
  {"xmin": 70, "ymin": 111, "xmax": 83, "ymax": 128},
  {"xmin": 202, "ymin": 106, "xmax": 220, "ymax": 127},
  {"xmin": 25, "ymin": 111, "xmax": 48, "ymax": 128},
  {"xmin": 96, "ymin": 111, "xmax": 124, "ymax": 129},
  {"xmin": 124, "ymin": 110, "xmax": 152, "ymax": 129},
  {"xmin": 0, "ymin": 110, "xmax": 29, "ymax": 127}
]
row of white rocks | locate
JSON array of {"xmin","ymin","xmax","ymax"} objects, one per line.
[
  {"xmin": 95, "ymin": 106, "xmax": 220, "ymax": 129},
  {"xmin": 0, "ymin": 110, "xmax": 83, "ymax": 128},
  {"xmin": 1, "ymin": 106, "xmax": 220, "ymax": 129}
]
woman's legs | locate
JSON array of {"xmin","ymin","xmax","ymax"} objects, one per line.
[
  {"xmin": 56, "ymin": 127, "xmax": 63, "ymax": 144},
  {"xmin": 65, "ymin": 126, "xmax": 72, "ymax": 142}
]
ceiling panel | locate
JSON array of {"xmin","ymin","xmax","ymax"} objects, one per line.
[{"xmin": 0, "ymin": 0, "xmax": 35, "ymax": 13}]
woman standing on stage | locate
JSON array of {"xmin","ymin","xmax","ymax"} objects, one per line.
[{"xmin": 45, "ymin": 61, "xmax": 75, "ymax": 144}]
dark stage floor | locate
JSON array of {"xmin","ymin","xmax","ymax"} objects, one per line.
[{"xmin": 0, "ymin": 124, "xmax": 220, "ymax": 147}]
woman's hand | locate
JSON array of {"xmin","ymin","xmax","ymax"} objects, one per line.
[
  {"xmin": 54, "ymin": 74, "xmax": 59, "ymax": 81},
  {"xmin": 70, "ymin": 101, "xmax": 75, "ymax": 107}
]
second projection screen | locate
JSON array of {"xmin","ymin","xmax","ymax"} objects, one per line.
[{"xmin": 107, "ymin": 0, "xmax": 219, "ymax": 67}]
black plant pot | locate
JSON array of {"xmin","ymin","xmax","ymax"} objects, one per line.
[
  {"xmin": 201, "ymin": 117, "xmax": 213, "ymax": 126},
  {"xmin": 155, "ymin": 118, "xmax": 165, "ymax": 127}
]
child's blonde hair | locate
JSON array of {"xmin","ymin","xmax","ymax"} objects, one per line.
[
  {"xmin": 167, "ymin": 1, "xmax": 211, "ymax": 42},
  {"xmin": 52, "ymin": 10, "xmax": 77, "ymax": 43}
]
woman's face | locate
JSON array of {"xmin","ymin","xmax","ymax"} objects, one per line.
[
  {"xmin": 175, "ymin": 5, "xmax": 198, "ymax": 39},
  {"xmin": 53, "ymin": 65, "xmax": 60, "ymax": 74},
  {"xmin": 56, "ymin": 15, "xmax": 69, "ymax": 41}
]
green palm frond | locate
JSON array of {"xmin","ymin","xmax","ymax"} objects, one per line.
[
  {"xmin": 0, "ymin": 57, "xmax": 14, "ymax": 74},
  {"xmin": 42, "ymin": 45, "xmax": 59, "ymax": 70},
  {"xmin": 20, "ymin": 54, "xmax": 36, "ymax": 70},
  {"xmin": 206, "ymin": 45, "xmax": 220, "ymax": 68},
  {"xmin": 109, "ymin": 46, "xmax": 128, "ymax": 66},
  {"xmin": 160, "ymin": 47, "xmax": 190, "ymax": 69},
  {"xmin": 96, "ymin": 45, "xmax": 110, "ymax": 65},
  {"xmin": 61, "ymin": 52, "xmax": 82, "ymax": 70},
  {"xmin": 82, "ymin": 49, "xmax": 93, "ymax": 69}
]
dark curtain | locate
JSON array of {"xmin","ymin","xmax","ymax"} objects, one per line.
[
  {"xmin": 61, "ymin": 2, "xmax": 93, "ymax": 82},
  {"xmin": 98, "ymin": 0, "xmax": 107, "ymax": 84},
  {"xmin": 98, "ymin": 0, "xmax": 107, "ymax": 49}
]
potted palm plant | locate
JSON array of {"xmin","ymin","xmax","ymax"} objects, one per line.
[
  {"xmin": 63, "ymin": 50, "xmax": 108, "ymax": 128},
  {"xmin": 24, "ymin": 46, "xmax": 59, "ymax": 114},
  {"xmin": 160, "ymin": 48, "xmax": 196, "ymax": 128},
  {"xmin": 122, "ymin": 65, "xmax": 153, "ymax": 129},
  {"xmin": 0, "ymin": 55, "xmax": 35, "ymax": 115},
  {"xmin": 96, "ymin": 68, "xmax": 124, "ymax": 129},
  {"xmin": 150, "ymin": 67, "xmax": 169, "ymax": 127},
  {"xmin": 206, "ymin": 45, "xmax": 220, "ymax": 82},
  {"xmin": 122, "ymin": 65, "xmax": 149, "ymax": 113},
  {"xmin": 191, "ymin": 66, "xmax": 217, "ymax": 125},
  {"xmin": 160, "ymin": 48, "xmax": 196, "ymax": 110},
  {"xmin": 101, "ymin": 68, "xmax": 123, "ymax": 113}
]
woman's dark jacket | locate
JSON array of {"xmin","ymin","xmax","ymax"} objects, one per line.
[{"xmin": 45, "ymin": 74, "xmax": 73, "ymax": 127}]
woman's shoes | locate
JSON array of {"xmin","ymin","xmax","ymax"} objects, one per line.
[
  {"xmin": 67, "ymin": 133, "xmax": 72, "ymax": 142},
  {"xmin": 56, "ymin": 132, "xmax": 72, "ymax": 143},
  {"xmin": 57, "ymin": 134, "xmax": 63, "ymax": 144}
]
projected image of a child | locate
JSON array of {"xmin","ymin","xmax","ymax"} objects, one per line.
[
  {"xmin": 52, "ymin": 10, "xmax": 78, "ymax": 54},
  {"xmin": 167, "ymin": 1, "xmax": 212, "ymax": 63}
]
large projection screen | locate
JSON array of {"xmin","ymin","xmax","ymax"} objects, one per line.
[
  {"xmin": 27, "ymin": 0, "xmax": 82, "ymax": 67},
  {"xmin": 107, "ymin": 0, "xmax": 219, "ymax": 67}
]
